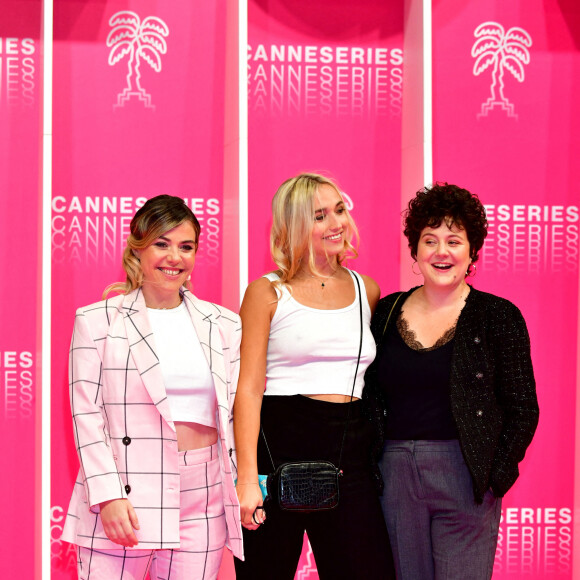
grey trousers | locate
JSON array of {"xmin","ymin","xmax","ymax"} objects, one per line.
[{"xmin": 379, "ymin": 439, "xmax": 501, "ymax": 580}]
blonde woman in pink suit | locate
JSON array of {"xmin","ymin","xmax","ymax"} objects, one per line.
[{"xmin": 62, "ymin": 195, "xmax": 243, "ymax": 579}]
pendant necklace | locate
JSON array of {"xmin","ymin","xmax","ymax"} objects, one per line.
[{"xmin": 310, "ymin": 268, "xmax": 338, "ymax": 288}]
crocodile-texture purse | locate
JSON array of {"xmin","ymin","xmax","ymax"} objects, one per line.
[{"xmin": 267, "ymin": 461, "xmax": 340, "ymax": 512}]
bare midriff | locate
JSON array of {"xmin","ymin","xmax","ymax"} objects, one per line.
[
  {"xmin": 304, "ymin": 394, "xmax": 360, "ymax": 403},
  {"xmin": 175, "ymin": 421, "xmax": 218, "ymax": 451}
]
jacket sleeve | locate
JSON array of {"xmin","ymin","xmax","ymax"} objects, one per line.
[
  {"xmin": 69, "ymin": 308, "xmax": 127, "ymax": 512},
  {"xmin": 364, "ymin": 291, "xmax": 404, "ymax": 429},
  {"xmin": 225, "ymin": 314, "xmax": 242, "ymax": 476},
  {"xmin": 489, "ymin": 302, "xmax": 539, "ymax": 497},
  {"xmin": 364, "ymin": 295, "xmax": 392, "ymax": 426},
  {"xmin": 227, "ymin": 317, "xmax": 242, "ymax": 422},
  {"xmin": 362, "ymin": 295, "xmax": 398, "ymax": 494}
]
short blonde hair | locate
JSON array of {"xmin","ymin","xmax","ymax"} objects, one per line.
[
  {"xmin": 104, "ymin": 195, "xmax": 200, "ymax": 298},
  {"xmin": 270, "ymin": 173, "xmax": 359, "ymax": 284}
]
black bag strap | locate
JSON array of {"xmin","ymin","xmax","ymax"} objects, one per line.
[
  {"xmin": 335, "ymin": 271, "xmax": 363, "ymax": 471},
  {"xmin": 261, "ymin": 425, "xmax": 276, "ymax": 473},
  {"xmin": 382, "ymin": 292, "xmax": 404, "ymax": 336},
  {"xmin": 261, "ymin": 271, "xmax": 364, "ymax": 473}
]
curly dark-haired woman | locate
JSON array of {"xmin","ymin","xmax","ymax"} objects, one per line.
[{"xmin": 365, "ymin": 183, "xmax": 539, "ymax": 579}]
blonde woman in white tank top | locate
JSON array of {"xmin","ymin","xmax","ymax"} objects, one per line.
[{"xmin": 233, "ymin": 174, "xmax": 395, "ymax": 579}]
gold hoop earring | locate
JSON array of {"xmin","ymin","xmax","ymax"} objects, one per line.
[
  {"xmin": 467, "ymin": 263, "xmax": 477, "ymax": 277},
  {"xmin": 412, "ymin": 261, "xmax": 421, "ymax": 276}
]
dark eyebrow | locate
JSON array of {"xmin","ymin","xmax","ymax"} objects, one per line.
[
  {"xmin": 315, "ymin": 201, "xmax": 345, "ymax": 214},
  {"xmin": 158, "ymin": 235, "xmax": 196, "ymax": 243},
  {"xmin": 420, "ymin": 231, "xmax": 463, "ymax": 239}
]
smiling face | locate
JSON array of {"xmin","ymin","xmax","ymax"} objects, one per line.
[
  {"xmin": 416, "ymin": 220, "xmax": 471, "ymax": 290},
  {"xmin": 134, "ymin": 221, "xmax": 197, "ymax": 308},
  {"xmin": 310, "ymin": 184, "xmax": 349, "ymax": 266}
]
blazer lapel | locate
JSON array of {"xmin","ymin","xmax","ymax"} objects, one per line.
[
  {"xmin": 122, "ymin": 289, "xmax": 175, "ymax": 430},
  {"xmin": 182, "ymin": 291, "xmax": 229, "ymax": 426}
]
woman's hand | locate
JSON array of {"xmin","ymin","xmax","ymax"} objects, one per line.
[
  {"xmin": 236, "ymin": 483, "xmax": 266, "ymax": 531},
  {"xmin": 99, "ymin": 498, "xmax": 140, "ymax": 547},
  {"xmin": 234, "ymin": 278, "xmax": 277, "ymax": 532}
]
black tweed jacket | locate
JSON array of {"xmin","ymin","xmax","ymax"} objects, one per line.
[{"xmin": 363, "ymin": 286, "xmax": 539, "ymax": 504}]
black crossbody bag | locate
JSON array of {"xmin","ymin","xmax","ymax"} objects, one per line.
[{"xmin": 261, "ymin": 273, "xmax": 364, "ymax": 513}]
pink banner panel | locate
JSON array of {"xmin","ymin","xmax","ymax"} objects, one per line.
[
  {"xmin": 0, "ymin": 2, "xmax": 42, "ymax": 578},
  {"xmin": 248, "ymin": 0, "xmax": 404, "ymax": 293},
  {"xmin": 248, "ymin": 1, "xmax": 404, "ymax": 576},
  {"xmin": 50, "ymin": 1, "xmax": 233, "ymax": 577},
  {"xmin": 433, "ymin": 0, "xmax": 579, "ymax": 577}
]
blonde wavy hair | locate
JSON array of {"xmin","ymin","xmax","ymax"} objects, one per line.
[
  {"xmin": 270, "ymin": 173, "xmax": 359, "ymax": 285},
  {"xmin": 103, "ymin": 195, "xmax": 200, "ymax": 298}
]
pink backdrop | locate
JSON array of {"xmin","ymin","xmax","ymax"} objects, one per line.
[
  {"xmin": 0, "ymin": 2, "xmax": 42, "ymax": 579},
  {"xmin": 247, "ymin": 0, "xmax": 404, "ymax": 574},
  {"xmin": 0, "ymin": 0, "xmax": 568, "ymax": 578},
  {"xmin": 432, "ymin": 0, "xmax": 578, "ymax": 576},
  {"xmin": 50, "ymin": 1, "xmax": 235, "ymax": 577},
  {"xmin": 248, "ymin": 0, "xmax": 404, "ymax": 298}
]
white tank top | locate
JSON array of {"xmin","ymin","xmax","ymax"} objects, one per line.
[
  {"xmin": 263, "ymin": 270, "xmax": 375, "ymax": 399},
  {"xmin": 148, "ymin": 302, "xmax": 217, "ymax": 427}
]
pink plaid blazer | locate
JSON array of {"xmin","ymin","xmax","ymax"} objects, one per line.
[{"xmin": 61, "ymin": 288, "xmax": 243, "ymax": 558}]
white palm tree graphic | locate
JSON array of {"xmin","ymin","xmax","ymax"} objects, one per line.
[
  {"xmin": 107, "ymin": 11, "xmax": 169, "ymax": 109},
  {"xmin": 471, "ymin": 22, "xmax": 532, "ymax": 119}
]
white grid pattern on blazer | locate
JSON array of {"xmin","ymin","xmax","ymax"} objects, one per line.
[{"xmin": 61, "ymin": 288, "xmax": 243, "ymax": 558}]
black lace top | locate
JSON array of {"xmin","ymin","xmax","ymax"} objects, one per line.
[
  {"xmin": 375, "ymin": 312, "xmax": 459, "ymax": 440},
  {"xmin": 396, "ymin": 315, "xmax": 456, "ymax": 351}
]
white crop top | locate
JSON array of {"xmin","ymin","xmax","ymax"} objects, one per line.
[
  {"xmin": 263, "ymin": 270, "xmax": 376, "ymax": 399},
  {"xmin": 147, "ymin": 302, "xmax": 217, "ymax": 427}
]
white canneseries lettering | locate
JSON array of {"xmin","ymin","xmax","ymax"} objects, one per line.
[
  {"xmin": 486, "ymin": 204, "xmax": 579, "ymax": 223},
  {"xmin": 248, "ymin": 43, "xmax": 403, "ymax": 118},
  {"xmin": 1, "ymin": 351, "xmax": 34, "ymax": 420},
  {"xmin": 0, "ymin": 351, "xmax": 33, "ymax": 368},
  {"xmin": 206, "ymin": 198, "xmax": 220, "ymax": 215},
  {"xmin": 107, "ymin": 11, "xmax": 170, "ymax": 110},
  {"xmin": 0, "ymin": 37, "xmax": 36, "ymax": 106},
  {"xmin": 52, "ymin": 195, "xmax": 149, "ymax": 214},
  {"xmin": 51, "ymin": 505, "xmax": 77, "ymax": 571},
  {"xmin": 494, "ymin": 507, "xmax": 572, "ymax": 575},
  {"xmin": 51, "ymin": 505, "xmax": 65, "ymax": 523},
  {"xmin": 249, "ymin": 44, "xmax": 400, "ymax": 66},
  {"xmin": 189, "ymin": 197, "xmax": 220, "ymax": 265},
  {"xmin": 21, "ymin": 57, "xmax": 35, "ymax": 106},
  {"xmin": 390, "ymin": 66, "xmax": 403, "ymax": 116},
  {"xmin": 205, "ymin": 217, "xmax": 220, "ymax": 266},
  {"xmin": 482, "ymin": 204, "xmax": 579, "ymax": 273},
  {"xmin": 0, "ymin": 37, "xmax": 34, "ymax": 55},
  {"xmin": 471, "ymin": 22, "xmax": 532, "ymax": 120},
  {"xmin": 51, "ymin": 195, "xmax": 221, "ymax": 266}
]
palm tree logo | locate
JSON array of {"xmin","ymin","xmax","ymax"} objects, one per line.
[
  {"xmin": 471, "ymin": 22, "xmax": 532, "ymax": 120},
  {"xmin": 107, "ymin": 11, "xmax": 169, "ymax": 110}
]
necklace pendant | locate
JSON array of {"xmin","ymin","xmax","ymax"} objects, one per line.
[{"xmin": 321, "ymin": 282, "xmax": 325, "ymax": 288}]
